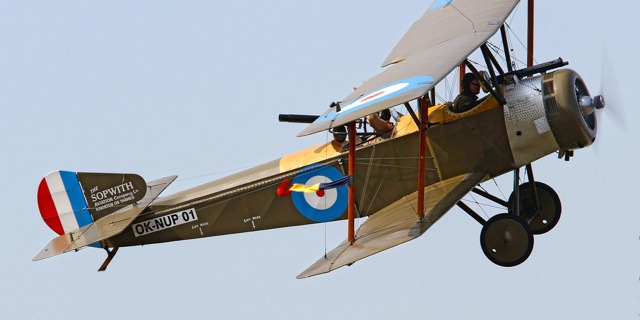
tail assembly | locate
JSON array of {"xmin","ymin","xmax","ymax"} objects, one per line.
[
  {"xmin": 34, "ymin": 171, "xmax": 177, "ymax": 270},
  {"xmin": 37, "ymin": 171, "xmax": 147, "ymax": 237}
]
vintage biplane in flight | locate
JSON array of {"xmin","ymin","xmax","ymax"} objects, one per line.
[{"xmin": 34, "ymin": 0, "xmax": 607, "ymax": 277}]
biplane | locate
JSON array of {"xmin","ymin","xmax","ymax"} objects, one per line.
[{"xmin": 34, "ymin": 0, "xmax": 607, "ymax": 278}]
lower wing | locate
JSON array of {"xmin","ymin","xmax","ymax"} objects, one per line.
[{"xmin": 297, "ymin": 172, "xmax": 486, "ymax": 278}]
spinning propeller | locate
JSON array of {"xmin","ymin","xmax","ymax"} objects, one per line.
[
  {"xmin": 591, "ymin": 48, "xmax": 626, "ymax": 154},
  {"xmin": 598, "ymin": 49, "xmax": 626, "ymax": 130}
]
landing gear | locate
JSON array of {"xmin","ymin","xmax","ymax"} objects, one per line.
[
  {"xmin": 480, "ymin": 214, "xmax": 533, "ymax": 267},
  {"xmin": 458, "ymin": 164, "xmax": 562, "ymax": 267},
  {"xmin": 508, "ymin": 181, "xmax": 561, "ymax": 235}
]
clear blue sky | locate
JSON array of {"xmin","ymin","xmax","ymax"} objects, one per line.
[{"xmin": 2, "ymin": 1, "xmax": 638, "ymax": 319}]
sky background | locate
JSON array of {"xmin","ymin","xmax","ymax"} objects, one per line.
[{"xmin": 2, "ymin": 1, "xmax": 638, "ymax": 319}]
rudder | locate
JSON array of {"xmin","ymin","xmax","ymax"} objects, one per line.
[{"xmin": 37, "ymin": 171, "xmax": 147, "ymax": 236}]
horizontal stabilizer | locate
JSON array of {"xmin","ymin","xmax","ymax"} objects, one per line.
[
  {"xmin": 33, "ymin": 175, "xmax": 177, "ymax": 261},
  {"xmin": 297, "ymin": 172, "xmax": 486, "ymax": 279}
]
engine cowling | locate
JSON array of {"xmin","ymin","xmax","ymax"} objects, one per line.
[{"xmin": 542, "ymin": 69, "xmax": 599, "ymax": 150}]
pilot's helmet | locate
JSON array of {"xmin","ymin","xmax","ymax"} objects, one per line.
[
  {"xmin": 332, "ymin": 126, "xmax": 347, "ymax": 143},
  {"xmin": 462, "ymin": 73, "xmax": 479, "ymax": 90}
]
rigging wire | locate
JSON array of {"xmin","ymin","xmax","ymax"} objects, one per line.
[
  {"xmin": 170, "ymin": 166, "xmax": 254, "ymax": 186},
  {"xmin": 467, "ymin": 192, "xmax": 490, "ymax": 220},
  {"xmin": 460, "ymin": 178, "xmax": 513, "ymax": 220},
  {"xmin": 363, "ymin": 167, "xmax": 390, "ymax": 217},
  {"xmin": 490, "ymin": 178, "xmax": 508, "ymax": 201},
  {"xmin": 504, "ymin": 22, "xmax": 537, "ymax": 68},
  {"xmin": 359, "ymin": 145, "xmax": 376, "ymax": 213}
]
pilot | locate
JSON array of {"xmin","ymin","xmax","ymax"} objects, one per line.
[
  {"xmin": 452, "ymin": 73, "xmax": 482, "ymax": 113},
  {"xmin": 366, "ymin": 109, "xmax": 394, "ymax": 139}
]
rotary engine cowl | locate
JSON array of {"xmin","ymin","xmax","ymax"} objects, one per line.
[{"xmin": 542, "ymin": 69, "xmax": 598, "ymax": 150}]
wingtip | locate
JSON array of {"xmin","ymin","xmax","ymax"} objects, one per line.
[
  {"xmin": 296, "ymin": 268, "xmax": 328, "ymax": 279},
  {"xmin": 296, "ymin": 266, "xmax": 319, "ymax": 279},
  {"xmin": 32, "ymin": 246, "xmax": 61, "ymax": 262},
  {"xmin": 296, "ymin": 123, "xmax": 327, "ymax": 137}
]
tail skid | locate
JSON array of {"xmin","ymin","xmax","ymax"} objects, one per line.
[
  {"xmin": 98, "ymin": 247, "xmax": 119, "ymax": 272},
  {"xmin": 34, "ymin": 174, "xmax": 177, "ymax": 270}
]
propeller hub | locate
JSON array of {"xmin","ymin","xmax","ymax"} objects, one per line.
[
  {"xmin": 579, "ymin": 96, "xmax": 595, "ymax": 116},
  {"xmin": 593, "ymin": 95, "xmax": 605, "ymax": 109}
]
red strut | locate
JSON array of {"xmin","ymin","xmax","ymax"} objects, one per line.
[
  {"xmin": 348, "ymin": 121, "xmax": 356, "ymax": 243},
  {"xmin": 527, "ymin": 0, "xmax": 534, "ymax": 68},
  {"xmin": 417, "ymin": 96, "xmax": 429, "ymax": 218}
]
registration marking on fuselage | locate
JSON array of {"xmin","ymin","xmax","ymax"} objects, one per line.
[{"xmin": 132, "ymin": 208, "xmax": 198, "ymax": 237}]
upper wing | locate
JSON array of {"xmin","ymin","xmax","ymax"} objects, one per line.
[
  {"xmin": 297, "ymin": 172, "xmax": 486, "ymax": 279},
  {"xmin": 298, "ymin": 0, "xmax": 520, "ymax": 136},
  {"xmin": 33, "ymin": 175, "xmax": 177, "ymax": 261}
]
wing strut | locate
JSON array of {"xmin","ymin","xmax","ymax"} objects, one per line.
[
  {"xmin": 527, "ymin": 0, "xmax": 535, "ymax": 68},
  {"xmin": 524, "ymin": 164, "xmax": 541, "ymax": 214},
  {"xmin": 348, "ymin": 121, "xmax": 356, "ymax": 243},
  {"xmin": 417, "ymin": 96, "xmax": 430, "ymax": 219},
  {"xmin": 480, "ymin": 44, "xmax": 505, "ymax": 79},
  {"xmin": 500, "ymin": 25, "xmax": 514, "ymax": 72},
  {"xmin": 403, "ymin": 102, "xmax": 420, "ymax": 127}
]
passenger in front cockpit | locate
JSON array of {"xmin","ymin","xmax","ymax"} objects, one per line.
[{"xmin": 452, "ymin": 73, "xmax": 482, "ymax": 113}]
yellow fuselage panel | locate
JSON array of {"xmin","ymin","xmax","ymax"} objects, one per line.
[
  {"xmin": 279, "ymin": 97, "xmax": 500, "ymax": 173},
  {"xmin": 279, "ymin": 140, "xmax": 345, "ymax": 173},
  {"xmin": 428, "ymin": 95, "xmax": 500, "ymax": 124}
]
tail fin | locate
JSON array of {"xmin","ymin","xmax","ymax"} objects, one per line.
[{"xmin": 37, "ymin": 171, "xmax": 147, "ymax": 235}]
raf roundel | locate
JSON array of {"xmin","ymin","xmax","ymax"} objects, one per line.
[
  {"xmin": 291, "ymin": 165, "xmax": 348, "ymax": 222},
  {"xmin": 339, "ymin": 82, "xmax": 410, "ymax": 113}
]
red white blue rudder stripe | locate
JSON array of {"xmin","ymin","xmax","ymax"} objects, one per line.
[{"xmin": 37, "ymin": 171, "xmax": 94, "ymax": 235}]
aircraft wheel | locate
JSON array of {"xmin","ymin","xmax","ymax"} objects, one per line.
[
  {"xmin": 480, "ymin": 214, "xmax": 534, "ymax": 267},
  {"xmin": 508, "ymin": 182, "xmax": 562, "ymax": 235}
]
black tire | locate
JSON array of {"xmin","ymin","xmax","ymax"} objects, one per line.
[
  {"xmin": 480, "ymin": 214, "xmax": 534, "ymax": 267},
  {"xmin": 508, "ymin": 182, "xmax": 562, "ymax": 235}
]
